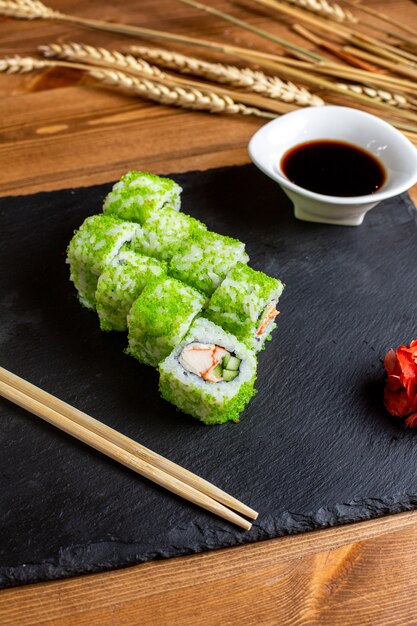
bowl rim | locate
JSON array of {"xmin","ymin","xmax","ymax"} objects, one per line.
[{"xmin": 248, "ymin": 105, "xmax": 417, "ymax": 205}]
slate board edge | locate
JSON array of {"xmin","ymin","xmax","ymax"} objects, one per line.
[
  {"xmin": 2, "ymin": 493, "xmax": 417, "ymax": 589},
  {"xmin": 0, "ymin": 166, "xmax": 230, "ymax": 202},
  {"xmin": 402, "ymin": 189, "xmax": 417, "ymax": 226},
  {"xmin": 2, "ymin": 163, "xmax": 415, "ymax": 227}
]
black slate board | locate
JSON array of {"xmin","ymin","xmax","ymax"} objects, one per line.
[{"xmin": 1, "ymin": 164, "xmax": 417, "ymax": 589}]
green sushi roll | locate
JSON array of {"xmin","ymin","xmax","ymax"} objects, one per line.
[
  {"xmin": 96, "ymin": 250, "xmax": 167, "ymax": 332},
  {"xmin": 159, "ymin": 318, "xmax": 257, "ymax": 425},
  {"xmin": 127, "ymin": 276, "xmax": 206, "ymax": 367},
  {"xmin": 169, "ymin": 230, "xmax": 249, "ymax": 297},
  {"xmin": 139, "ymin": 206, "xmax": 207, "ymax": 262},
  {"xmin": 103, "ymin": 171, "xmax": 182, "ymax": 224},
  {"xmin": 67, "ymin": 214, "xmax": 142, "ymax": 310},
  {"xmin": 205, "ymin": 262, "xmax": 285, "ymax": 352}
]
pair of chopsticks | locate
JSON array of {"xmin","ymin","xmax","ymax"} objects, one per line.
[{"xmin": 0, "ymin": 367, "xmax": 257, "ymax": 530}]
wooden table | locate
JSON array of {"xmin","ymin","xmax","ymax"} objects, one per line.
[{"xmin": 1, "ymin": 1, "xmax": 417, "ymax": 623}]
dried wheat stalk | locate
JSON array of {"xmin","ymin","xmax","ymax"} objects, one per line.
[
  {"xmin": 0, "ymin": 54, "xmax": 274, "ymax": 119},
  {"xmin": 250, "ymin": 0, "xmax": 417, "ymax": 66},
  {"xmin": 38, "ymin": 42, "xmax": 417, "ymax": 123},
  {"xmin": 336, "ymin": 83, "xmax": 410, "ymax": 109},
  {"xmin": 129, "ymin": 45, "xmax": 324, "ymax": 106},
  {"xmin": 87, "ymin": 68, "xmax": 275, "ymax": 118},
  {"xmin": 342, "ymin": 0, "xmax": 417, "ymax": 39},
  {"xmin": 283, "ymin": 0, "xmax": 357, "ymax": 23},
  {"xmin": 177, "ymin": 0, "xmax": 322, "ymax": 61},
  {"xmin": 2, "ymin": 1, "xmax": 416, "ymax": 125},
  {"xmin": 0, "ymin": 0, "xmax": 321, "ymax": 62}
]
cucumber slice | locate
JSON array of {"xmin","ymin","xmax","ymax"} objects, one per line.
[
  {"xmin": 225, "ymin": 356, "xmax": 241, "ymax": 371},
  {"xmin": 222, "ymin": 354, "xmax": 231, "ymax": 369},
  {"xmin": 222, "ymin": 368, "xmax": 238, "ymax": 382},
  {"xmin": 211, "ymin": 364, "xmax": 223, "ymax": 378}
]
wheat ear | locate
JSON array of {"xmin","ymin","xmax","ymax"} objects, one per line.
[
  {"xmin": 336, "ymin": 83, "xmax": 410, "ymax": 109},
  {"xmin": 40, "ymin": 42, "xmax": 166, "ymax": 80},
  {"xmin": 0, "ymin": 0, "xmax": 61, "ymax": 18},
  {"xmin": 39, "ymin": 42, "xmax": 297, "ymax": 115},
  {"xmin": 283, "ymin": 0, "xmax": 357, "ymax": 23},
  {"xmin": 0, "ymin": 53, "xmax": 110, "ymax": 75},
  {"xmin": 42, "ymin": 42, "xmax": 322, "ymax": 107},
  {"xmin": 129, "ymin": 45, "xmax": 324, "ymax": 107},
  {"xmin": 0, "ymin": 55, "xmax": 51, "ymax": 73},
  {"xmin": 87, "ymin": 68, "xmax": 275, "ymax": 118}
]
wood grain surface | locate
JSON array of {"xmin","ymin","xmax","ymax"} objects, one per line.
[{"xmin": 1, "ymin": 1, "xmax": 417, "ymax": 624}]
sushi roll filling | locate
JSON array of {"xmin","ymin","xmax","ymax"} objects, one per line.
[
  {"xmin": 256, "ymin": 300, "xmax": 279, "ymax": 341},
  {"xmin": 179, "ymin": 343, "xmax": 241, "ymax": 383}
]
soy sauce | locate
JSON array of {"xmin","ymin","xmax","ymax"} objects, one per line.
[{"xmin": 281, "ymin": 140, "xmax": 386, "ymax": 197}]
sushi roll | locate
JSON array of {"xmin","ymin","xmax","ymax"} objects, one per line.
[
  {"xmin": 103, "ymin": 171, "xmax": 182, "ymax": 224},
  {"xmin": 95, "ymin": 249, "xmax": 167, "ymax": 332},
  {"xmin": 169, "ymin": 230, "xmax": 249, "ymax": 297},
  {"xmin": 67, "ymin": 214, "xmax": 142, "ymax": 310},
  {"xmin": 127, "ymin": 276, "xmax": 206, "ymax": 367},
  {"xmin": 204, "ymin": 262, "xmax": 285, "ymax": 352},
  {"xmin": 159, "ymin": 318, "xmax": 257, "ymax": 425},
  {"xmin": 139, "ymin": 206, "xmax": 207, "ymax": 262}
]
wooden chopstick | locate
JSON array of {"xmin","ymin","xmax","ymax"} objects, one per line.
[
  {"xmin": 0, "ymin": 378, "xmax": 252, "ymax": 530},
  {"xmin": 0, "ymin": 369, "xmax": 257, "ymax": 529},
  {"xmin": 0, "ymin": 367, "xmax": 257, "ymax": 520}
]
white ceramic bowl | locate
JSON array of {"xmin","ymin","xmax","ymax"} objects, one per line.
[{"xmin": 248, "ymin": 105, "xmax": 417, "ymax": 226}]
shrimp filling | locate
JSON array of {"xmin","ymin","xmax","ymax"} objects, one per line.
[
  {"xmin": 256, "ymin": 300, "xmax": 279, "ymax": 340},
  {"xmin": 179, "ymin": 343, "xmax": 241, "ymax": 383}
]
